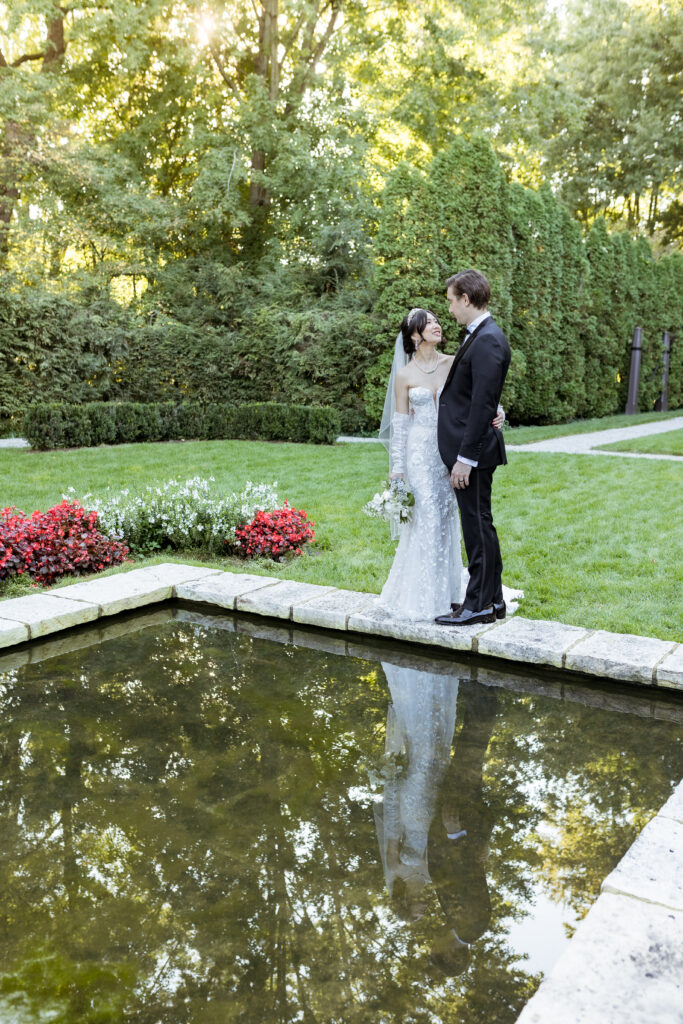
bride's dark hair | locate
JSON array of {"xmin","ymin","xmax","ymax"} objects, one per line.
[{"xmin": 400, "ymin": 308, "xmax": 435, "ymax": 355}]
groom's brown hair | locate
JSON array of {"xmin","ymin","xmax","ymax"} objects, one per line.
[{"xmin": 446, "ymin": 269, "xmax": 490, "ymax": 309}]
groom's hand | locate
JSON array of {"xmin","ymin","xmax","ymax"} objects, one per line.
[{"xmin": 451, "ymin": 460, "xmax": 472, "ymax": 489}]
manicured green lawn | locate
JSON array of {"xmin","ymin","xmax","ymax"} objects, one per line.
[
  {"xmin": 597, "ymin": 428, "xmax": 683, "ymax": 457},
  {"xmin": 504, "ymin": 408, "xmax": 682, "ymax": 445},
  {"xmin": 1, "ymin": 438, "xmax": 681, "ymax": 641}
]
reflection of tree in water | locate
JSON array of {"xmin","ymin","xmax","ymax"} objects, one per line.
[{"xmin": 0, "ymin": 623, "xmax": 679, "ymax": 1023}]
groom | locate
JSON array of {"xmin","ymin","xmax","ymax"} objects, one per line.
[{"xmin": 436, "ymin": 269, "xmax": 510, "ymax": 626}]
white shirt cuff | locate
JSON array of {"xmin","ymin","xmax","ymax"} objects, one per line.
[{"xmin": 457, "ymin": 455, "xmax": 478, "ymax": 468}]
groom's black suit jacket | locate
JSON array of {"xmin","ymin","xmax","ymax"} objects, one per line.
[{"xmin": 437, "ymin": 317, "xmax": 511, "ymax": 471}]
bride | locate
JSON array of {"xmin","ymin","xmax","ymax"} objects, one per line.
[{"xmin": 377, "ymin": 308, "xmax": 515, "ymax": 621}]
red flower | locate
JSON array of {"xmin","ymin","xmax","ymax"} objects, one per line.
[
  {"xmin": 0, "ymin": 501, "xmax": 129, "ymax": 586},
  {"xmin": 234, "ymin": 503, "xmax": 315, "ymax": 561}
]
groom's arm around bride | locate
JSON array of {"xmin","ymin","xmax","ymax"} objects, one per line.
[{"xmin": 436, "ymin": 269, "xmax": 511, "ymax": 625}]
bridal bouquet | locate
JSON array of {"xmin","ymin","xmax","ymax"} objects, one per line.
[{"xmin": 363, "ymin": 478, "xmax": 415, "ymax": 533}]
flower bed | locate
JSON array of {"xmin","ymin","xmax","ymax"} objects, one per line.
[
  {"xmin": 0, "ymin": 501, "xmax": 129, "ymax": 586},
  {"xmin": 83, "ymin": 478, "xmax": 315, "ymax": 560},
  {"xmin": 0, "ymin": 480, "xmax": 315, "ymax": 593}
]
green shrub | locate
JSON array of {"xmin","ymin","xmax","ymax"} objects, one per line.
[
  {"xmin": 22, "ymin": 403, "xmax": 68, "ymax": 449},
  {"xmin": 23, "ymin": 400, "xmax": 341, "ymax": 450},
  {"xmin": 86, "ymin": 403, "xmax": 118, "ymax": 446}
]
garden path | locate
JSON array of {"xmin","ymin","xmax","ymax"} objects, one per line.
[
  {"xmin": 338, "ymin": 414, "xmax": 683, "ymax": 461},
  {"xmin": 506, "ymin": 414, "xmax": 683, "ymax": 460},
  {"xmin": 0, "ymin": 437, "xmax": 30, "ymax": 448}
]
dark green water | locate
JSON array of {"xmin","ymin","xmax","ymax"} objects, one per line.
[{"xmin": 0, "ymin": 607, "xmax": 681, "ymax": 1024}]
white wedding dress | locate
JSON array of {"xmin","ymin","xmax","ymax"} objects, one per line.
[
  {"xmin": 377, "ymin": 385, "xmax": 522, "ymax": 621},
  {"xmin": 373, "ymin": 663, "xmax": 460, "ymax": 899}
]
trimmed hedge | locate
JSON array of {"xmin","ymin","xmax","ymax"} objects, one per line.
[
  {"xmin": 23, "ymin": 401, "xmax": 341, "ymax": 450},
  {"xmin": 369, "ymin": 136, "xmax": 683, "ymax": 425}
]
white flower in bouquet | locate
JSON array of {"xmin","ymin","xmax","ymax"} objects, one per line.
[{"xmin": 363, "ymin": 478, "xmax": 415, "ymax": 534}]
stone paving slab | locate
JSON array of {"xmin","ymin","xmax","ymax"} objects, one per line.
[
  {"xmin": 656, "ymin": 645, "xmax": 683, "ymax": 690},
  {"xmin": 53, "ymin": 567, "xmax": 192, "ymax": 617},
  {"xmin": 658, "ymin": 781, "xmax": 683, "ymax": 825},
  {"xmin": 0, "ymin": 565, "xmax": 680, "ymax": 694},
  {"xmin": 601, "ymin": 814, "xmax": 683, "ymax": 912},
  {"xmin": 0, "ymin": 617, "xmax": 30, "ymax": 649},
  {"xmin": 347, "ymin": 604, "xmax": 500, "ymax": 652},
  {"xmin": 175, "ymin": 571, "xmax": 279, "ymax": 610},
  {"xmin": 0, "ymin": 593, "xmax": 99, "ymax": 638},
  {"xmin": 236, "ymin": 579, "xmax": 335, "ymax": 619},
  {"xmin": 53, "ymin": 566, "xmax": 222, "ymax": 617},
  {"xmin": 292, "ymin": 588, "xmax": 378, "ymax": 629},
  {"xmin": 477, "ymin": 616, "xmax": 590, "ymax": 669},
  {"xmin": 564, "ymin": 629, "xmax": 678, "ymax": 685},
  {"xmin": 145, "ymin": 563, "xmax": 224, "ymax": 588},
  {"xmin": 515, "ymin": 892, "xmax": 683, "ymax": 1024}
]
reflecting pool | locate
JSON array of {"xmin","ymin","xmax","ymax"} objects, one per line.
[{"xmin": 0, "ymin": 606, "xmax": 681, "ymax": 1024}]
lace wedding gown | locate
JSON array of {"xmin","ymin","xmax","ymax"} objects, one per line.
[
  {"xmin": 377, "ymin": 386, "xmax": 463, "ymax": 620},
  {"xmin": 377, "ymin": 385, "xmax": 522, "ymax": 621}
]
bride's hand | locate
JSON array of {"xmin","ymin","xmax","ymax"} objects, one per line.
[
  {"xmin": 492, "ymin": 405, "xmax": 505, "ymax": 429},
  {"xmin": 389, "ymin": 472, "xmax": 404, "ymax": 481}
]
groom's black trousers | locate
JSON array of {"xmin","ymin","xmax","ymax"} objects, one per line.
[{"xmin": 454, "ymin": 467, "xmax": 503, "ymax": 611}]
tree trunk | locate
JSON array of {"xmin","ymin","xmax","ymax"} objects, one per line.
[
  {"xmin": 249, "ymin": 0, "xmax": 279, "ymax": 211},
  {"xmin": 0, "ymin": 122, "xmax": 22, "ymax": 267},
  {"xmin": 0, "ymin": 8, "xmax": 65, "ymax": 267}
]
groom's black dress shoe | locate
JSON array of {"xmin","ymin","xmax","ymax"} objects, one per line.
[
  {"xmin": 435, "ymin": 607, "xmax": 496, "ymax": 626},
  {"xmin": 451, "ymin": 601, "xmax": 505, "ymax": 618}
]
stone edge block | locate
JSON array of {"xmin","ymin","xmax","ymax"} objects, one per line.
[
  {"xmin": 0, "ymin": 565, "xmax": 678, "ymax": 697},
  {"xmin": 658, "ymin": 780, "xmax": 683, "ymax": 825},
  {"xmin": 600, "ymin": 814, "xmax": 683, "ymax": 912},
  {"xmin": 346, "ymin": 607, "xmax": 498, "ymax": 653},
  {"xmin": 236, "ymin": 580, "xmax": 336, "ymax": 620},
  {"xmin": 145, "ymin": 563, "xmax": 224, "ymax": 586},
  {"xmin": 0, "ymin": 618, "xmax": 30, "ymax": 649},
  {"xmin": 0, "ymin": 594, "xmax": 100, "ymax": 639},
  {"xmin": 564, "ymin": 629, "xmax": 677, "ymax": 685},
  {"xmin": 655, "ymin": 644, "xmax": 683, "ymax": 691},
  {"xmin": 51, "ymin": 574, "xmax": 172, "ymax": 617},
  {"xmin": 477, "ymin": 616, "xmax": 590, "ymax": 668},
  {"xmin": 175, "ymin": 573, "xmax": 280, "ymax": 611},
  {"xmin": 514, "ymin": 892, "xmax": 683, "ymax": 1024},
  {"xmin": 292, "ymin": 589, "xmax": 377, "ymax": 630}
]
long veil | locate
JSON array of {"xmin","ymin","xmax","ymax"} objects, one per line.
[{"xmin": 378, "ymin": 333, "xmax": 410, "ymax": 475}]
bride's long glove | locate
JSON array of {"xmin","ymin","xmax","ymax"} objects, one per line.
[{"xmin": 389, "ymin": 412, "xmax": 410, "ymax": 477}]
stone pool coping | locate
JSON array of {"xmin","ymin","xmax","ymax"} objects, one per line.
[
  {"xmin": 0, "ymin": 563, "xmax": 680, "ymax": 691},
  {"xmin": 0, "ymin": 562, "xmax": 681, "ymax": 1024}
]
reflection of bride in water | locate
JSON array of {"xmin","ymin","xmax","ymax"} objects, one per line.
[{"xmin": 374, "ymin": 662, "xmax": 498, "ymax": 975}]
